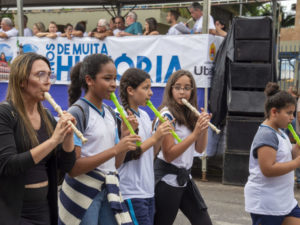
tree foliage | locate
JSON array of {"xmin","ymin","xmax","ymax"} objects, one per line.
[
  {"xmin": 281, "ymin": 14, "xmax": 295, "ymax": 27},
  {"xmin": 229, "ymin": 2, "xmax": 295, "ymax": 28}
]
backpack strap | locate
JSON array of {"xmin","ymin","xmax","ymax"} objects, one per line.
[
  {"xmin": 68, "ymin": 98, "xmax": 90, "ymax": 134},
  {"xmin": 103, "ymin": 103, "xmax": 117, "ymax": 125},
  {"xmin": 103, "ymin": 103, "xmax": 120, "ymax": 145},
  {"xmin": 72, "ymin": 104, "xmax": 87, "ymax": 131}
]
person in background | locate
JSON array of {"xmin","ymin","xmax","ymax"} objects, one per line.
[
  {"xmin": 144, "ymin": 17, "xmax": 159, "ymax": 35},
  {"xmin": 23, "ymin": 15, "xmax": 33, "ymax": 37},
  {"xmin": 48, "ymin": 21, "xmax": 62, "ymax": 37},
  {"xmin": 215, "ymin": 20, "xmax": 227, "ymax": 37},
  {"xmin": 166, "ymin": 10, "xmax": 183, "ymax": 35},
  {"xmin": 0, "ymin": 17, "xmax": 18, "ymax": 38},
  {"xmin": 60, "ymin": 23, "xmax": 73, "ymax": 40},
  {"xmin": 188, "ymin": 2, "xmax": 216, "ymax": 35},
  {"xmin": 32, "ymin": 22, "xmax": 46, "ymax": 36},
  {"xmin": 117, "ymin": 11, "xmax": 143, "ymax": 36},
  {"xmin": 36, "ymin": 21, "xmax": 61, "ymax": 39},
  {"xmin": 113, "ymin": 16, "xmax": 126, "ymax": 36},
  {"xmin": 109, "ymin": 17, "xmax": 116, "ymax": 31},
  {"xmin": 72, "ymin": 21, "xmax": 87, "ymax": 37},
  {"xmin": 89, "ymin": 19, "xmax": 113, "ymax": 40}
]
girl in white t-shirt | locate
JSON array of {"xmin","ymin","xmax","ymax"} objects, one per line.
[
  {"xmin": 58, "ymin": 54, "xmax": 141, "ymax": 225},
  {"xmin": 244, "ymin": 82, "xmax": 300, "ymax": 225},
  {"xmin": 153, "ymin": 70, "xmax": 212, "ymax": 225},
  {"xmin": 117, "ymin": 68, "xmax": 171, "ymax": 225}
]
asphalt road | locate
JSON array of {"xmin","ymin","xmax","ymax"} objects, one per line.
[{"xmin": 173, "ymin": 178, "xmax": 300, "ymax": 225}]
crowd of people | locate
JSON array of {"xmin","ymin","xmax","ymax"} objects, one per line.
[
  {"xmin": 4, "ymin": 2, "xmax": 300, "ymax": 225},
  {"xmin": 0, "ymin": 50, "xmax": 213, "ymax": 225},
  {"xmin": 2, "ymin": 52, "xmax": 300, "ymax": 225},
  {"xmin": 0, "ymin": 3, "xmax": 227, "ymax": 40}
]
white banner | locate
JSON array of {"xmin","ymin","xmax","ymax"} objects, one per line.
[{"xmin": 0, "ymin": 34, "xmax": 223, "ymax": 87}]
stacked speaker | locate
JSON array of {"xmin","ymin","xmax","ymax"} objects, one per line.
[{"xmin": 222, "ymin": 17, "xmax": 274, "ymax": 185}]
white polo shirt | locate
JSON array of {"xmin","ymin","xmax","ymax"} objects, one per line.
[
  {"xmin": 117, "ymin": 108, "xmax": 155, "ymax": 199},
  {"xmin": 71, "ymin": 99, "xmax": 118, "ymax": 174},
  {"xmin": 192, "ymin": 15, "xmax": 215, "ymax": 33},
  {"xmin": 244, "ymin": 125, "xmax": 298, "ymax": 215},
  {"xmin": 156, "ymin": 107, "xmax": 195, "ymax": 187}
]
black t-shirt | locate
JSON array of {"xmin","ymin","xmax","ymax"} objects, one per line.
[{"xmin": 24, "ymin": 120, "xmax": 52, "ymax": 185}]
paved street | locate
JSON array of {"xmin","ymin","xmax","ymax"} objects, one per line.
[{"xmin": 174, "ymin": 178, "xmax": 300, "ymax": 225}]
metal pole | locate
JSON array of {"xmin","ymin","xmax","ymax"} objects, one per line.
[
  {"xmin": 276, "ymin": 9, "xmax": 282, "ymax": 84},
  {"xmin": 272, "ymin": 0, "xmax": 278, "ymax": 82},
  {"xmin": 117, "ymin": 3, "xmax": 122, "ymax": 16},
  {"xmin": 17, "ymin": 0, "xmax": 24, "ymax": 36},
  {"xmin": 201, "ymin": 0, "xmax": 211, "ymax": 182},
  {"xmin": 202, "ymin": 0, "xmax": 210, "ymax": 34},
  {"xmin": 239, "ymin": 0, "xmax": 243, "ymax": 16}
]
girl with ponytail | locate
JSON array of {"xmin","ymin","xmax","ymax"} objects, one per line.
[
  {"xmin": 245, "ymin": 82, "xmax": 300, "ymax": 225},
  {"xmin": 59, "ymin": 54, "xmax": 141, "ymax": 225},
  {"xmin": 117, "ymin": 68, "xmax": 171, "ymax": 225}
]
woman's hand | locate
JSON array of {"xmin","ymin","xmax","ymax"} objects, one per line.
[{"xmin": 50, "ymin": 111, "xmax": 75, "ymax": 145}]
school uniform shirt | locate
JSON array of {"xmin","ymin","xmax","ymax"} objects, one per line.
[
  {"xmin": 117, "ymin": 108, "xmax": 155, "ymax": 200},
  {"xmin": 156, "ymin": 107, "xmax": 195, "ymax": 187},
  {"xmin": 244, "ymin": 125, "xmax": 298, "ymax": 216},
  {"xmin": 192, "ymin": 15, "xmax": 215, "ymax": 33},
  {"xmin": 70, "ymin": 99, "xmax": 118, "ymax": 174}
]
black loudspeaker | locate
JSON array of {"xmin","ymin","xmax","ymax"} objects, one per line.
[
  {"xmin": 230, "ymin": 63, "xmax": 272, "ymax": 89},
  {"xmin": 222, "ymin": 151, "xmax": 250, "ymax": 186},
  {"xmin": 228, "ymin": 91, "xmax": 265, "ymax": 116},
  {"xmin": 234, "ymin": 40, "xmax": 271, "ymax": 62},
  {"xmin": 226, "ymin": 116, "xmax": 263, "ymax": 152},
  {"xmin": 234, "ymin": 17, "xmax": 272, "ymax": 40}
]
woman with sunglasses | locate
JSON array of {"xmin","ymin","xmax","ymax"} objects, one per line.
[{"xmin": 0, "ymin": 52, "xmax": 76, "ymax": 225}]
